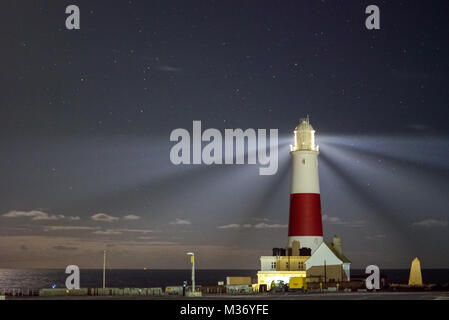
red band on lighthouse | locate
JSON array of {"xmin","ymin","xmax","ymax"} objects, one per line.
[
  {"xmin": 288, "ymin": 193, "xmax": 323, "ymax": 236},
  {"xmin": 287, "ymin": 117, "xmax": 324, "ymax": 252}
]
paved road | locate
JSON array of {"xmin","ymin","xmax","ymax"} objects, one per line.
[
  {"xmin": 5, "ymin": 291, "xmax": 449, "ymax": 300},
  {"xmin": 201, "ymin": 291, "xmax": 449, "ymax": 300}
]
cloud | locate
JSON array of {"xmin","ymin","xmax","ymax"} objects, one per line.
[
  {"xmin": 139, "ymin": 241, "xmax": 178, "ymax": 246},
  {"xmin": 44, "ymin": 226, "xmax": 156, "ymax": 236},
  {"xmin": 412, "ymin": 219, "xmax": 448, "ymax": 228},
  {"xmin": 91, "ymin": 213, "xmax": 119, "ymax": 222},
  {"xmin": 219, "ymin": 215, "xmax": 364, "ymax": 230},
  {"xmin": 44, "ymin": 226, "xmax": 99, "ymax": 232},
  {"xmin": 93, "ymin": 229, "xmax": 123, "ymax": 235},
  {"xmin": 90, "ymin": 213, "xmax": 141, "ymax": 222},
  {"xmin": 115, "ymin": 228, "xmax": 157, "ymax": 234},
  {"xmin": 2, "ymin": 210, "xmax": 80, "ymax": 221},
  {"xmin": 322, "ymin": 214, "xmax": 365, "ymax": 227},
  {"xmin": 53, "ymin": 245, "xmax": 78, "ymax": 251},
  {"xmin": 157, "ymin": 65, "xmax": 180, "ymax": 72},
  {"xmin": 123, "ymin": 215, "xmax": 141, "ymax": 220},
  {"xmin": 92, "ymin": 228, "xmax": 157, "ymax": 236},
  {"xmin": 138, "ymin": 236, "xmax": 157, "ymax": 240},
  {"xmin": 322, "ymin": 214, "xmax": 343, "ymax": 224},
  {"xmin": 170, "ymin": 218, "xmax": 192, "ymax": 225},
  {"xmin": 0, "ymin": 226, "xmax": 31, "ymax": 231},
  {"xmin": 218, "ymin": 224, "xmax": 241, "ymax": 229},
  {"xmin": 365, "ymin": 234, "xmax": 387, "ymax": 241},
  {"xmin": 218, "ymin": 222, "xmax": 287, "ymax": 229},
  {"xmin": 253, "ymin": 223, "xmax": 287, "ymax": 229},
  {"xmin": 250, "ymin": 217, "xmax": 270, "ymax": 222}
]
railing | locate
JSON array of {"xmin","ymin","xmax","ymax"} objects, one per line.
[{"xmin": 0, "ymin": 288, "xmax": 40, "ymax": 297}]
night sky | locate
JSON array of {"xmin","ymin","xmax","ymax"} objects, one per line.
[{"xmin": 1, "ymin": 0, "xmax": 448, "ymax": 269}]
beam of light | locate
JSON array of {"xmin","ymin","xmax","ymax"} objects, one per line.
[
  {"xmin": 134, "ymin": 135, "xmax": 292, "ymax": 223},
  {"xmin": 319, "ymin": 144, "xmax": 409, "ymax": 226},
  {"xmin": 225, "ymin": 146, "xmax": 291, "ymax": 249},
  {"xmin": 319, "ymin": 134, "xmax": 449, "ymax": 171},
  {"xmin": 318, "ymin": 134, "xmax": 449, "ymax": 257},
  {"xmin": 319, "ymin": 147, "xmax": 415, "ymax": 257},
  {"xmin": 319, "ymin": 135, "xmax": 449, "ymax": 215},
  {"xmin": 43, "ymin": 134, "xmax": 293, "ymax": 225}
]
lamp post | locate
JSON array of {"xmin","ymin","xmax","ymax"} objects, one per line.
[
  {"xmin": 187, "ymin": 252, "xmax": 195, "ymax": 293},
  {"xmin": 103, "ymin": 250, "xmax": 106, "ymax": 289}
]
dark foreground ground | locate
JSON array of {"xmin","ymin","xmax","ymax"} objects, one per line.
[{"xmin": 5, "ymin": 291, "xmax": 449, "ymax": 300}]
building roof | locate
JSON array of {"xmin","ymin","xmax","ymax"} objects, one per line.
[{"xmin": 324, "ymin": 242, "xmax": 351, "ymax": 264}]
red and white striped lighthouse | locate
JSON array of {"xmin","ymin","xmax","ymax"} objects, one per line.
[{"xmin": 288, "ymin": 117, "xmax": 323, "ymax": 253}]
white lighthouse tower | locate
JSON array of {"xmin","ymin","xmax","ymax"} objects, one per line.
[
  {"xmin": 287, "ymin": 116, "xmax": 323, "ymax": 253},
  {"xmin": 256, "ymin": 117, "xmax": 351, "ymax": 290}
]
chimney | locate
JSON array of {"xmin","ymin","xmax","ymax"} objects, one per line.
[
  {"xmin": 332, "ymin": 235, "xmax": 342, "ymax": 255},
  {"xmin": 292, "ymin": 241, "xmax": 300, "ymax": 256}
]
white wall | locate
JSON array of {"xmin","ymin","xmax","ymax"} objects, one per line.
[
  {"xmin": 291, "ymin": 151, "xmax": 320, "ymax": 194},
  {"xmin": 305, "ymin": 243, "xmax": 342, "ymax": 270},
  {"xmin": 260, "ymin": 256, "xmax": 277, "ymax": 271},
  {"xmin": 343, "ymin": 263, "xmax": 351, "ymax": 280}
]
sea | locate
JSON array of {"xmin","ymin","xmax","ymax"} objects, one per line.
[{"xmin": 0, "ymin": 269, "xmax": 448, "ymax": 290}]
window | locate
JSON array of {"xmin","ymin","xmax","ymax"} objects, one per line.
[
  {"xmin": 271, "ymin": 262, "xmax": 276, "ymax": 269},
  {"xmin": 299, "ymin": 262, "xmax": 304, "ymax": 270}
]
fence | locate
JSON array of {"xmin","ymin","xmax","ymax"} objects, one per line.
[{"xmin": 1, "ymin": 288, "xmax": 40, "ymax": 297}]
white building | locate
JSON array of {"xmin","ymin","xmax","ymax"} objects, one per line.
[{"xmin": 305, "ymin": 241, "xmax": 351, "ymax": 281}]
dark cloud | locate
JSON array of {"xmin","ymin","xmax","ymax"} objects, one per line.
[
  {"xmin": 52, "ymin": 245, "xmax": 78, "ymax": 251},
  {"xmin": 156, "ymin": 65, "xmax": 180, "ymax": 72}
]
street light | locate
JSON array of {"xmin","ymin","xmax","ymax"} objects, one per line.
[{"xmin": 187, "ymin": 252, "xmax": 195, "ymax": 294}]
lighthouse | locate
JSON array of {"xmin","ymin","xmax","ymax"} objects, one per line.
[
  {"xmin": 256, "ymin": 117, "xmax": 351, "ymax": 290},
  {"xmin": 287, "ymin": 117, "xmax": 323, "ymax": 253}
]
